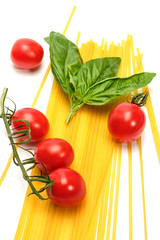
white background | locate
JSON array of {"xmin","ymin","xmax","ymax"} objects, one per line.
[{"xmin": 0, "ymin": 0, "xmax": 160, "ymax": 239}]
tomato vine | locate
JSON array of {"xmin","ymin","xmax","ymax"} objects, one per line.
[{"xmin": 0, "ymin": 88, "xmax": 54, "ymax": 200}]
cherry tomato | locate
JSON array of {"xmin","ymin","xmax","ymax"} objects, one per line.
[
  {"xmin": 34, "ymin": 138, "xmax": 74, "ymax": 173},
  {"xmin": 108, "ymin": 102, "xmax": 146, "ymax": 143},
  {"xmin": 46, "ymin": 168, "xmax": 86, "ymax": 207},
  {"xmin": 11, "ymin": 108, "xmax": 49, "ymax": 142},
  {"xmin": 10, "ymin": 38, "xmax": 44, "ymax": 69}
]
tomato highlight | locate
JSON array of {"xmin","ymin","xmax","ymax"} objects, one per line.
[{"xmin": 108, "ymin": 102, "xmax": 146, "ymax": 143}]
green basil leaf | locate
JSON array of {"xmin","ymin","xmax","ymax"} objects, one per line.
[
  {"xmin": 48, "ymin": 31, "xmax": 83, "ymax": 95},
  {"xmin": 45, "ymin": 31, "xmax": 156, "ymax": 123},
  {"xmin": 71, "ymin": 57, "xmax": 121, "ymax": 99},
  {"xmin": 82, "ymin": 72, "xmax": 156, "ymax": 105}
]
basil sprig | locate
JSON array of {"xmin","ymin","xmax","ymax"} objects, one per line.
[{"xmin": 45, "ymin": 31, "xmax": 156, "ymax": 123}]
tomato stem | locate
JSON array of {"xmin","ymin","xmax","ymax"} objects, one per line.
[
  {"xmin": 0, "ymin": 88, "xmax": 54, "ymax": 200},
  {"xmin": 126, "ymin": 89, "xmax": 149, "ymax": 107}
]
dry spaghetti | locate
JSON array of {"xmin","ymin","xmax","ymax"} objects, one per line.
[{"xmin": 0, "ymin": 7, "xmax": 159, "ymax": 240}]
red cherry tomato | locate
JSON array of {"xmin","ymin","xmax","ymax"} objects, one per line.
[
  {"xmin": 34, "ymin": 138, "xmax": 74, "ymax": 173},
  {"xmin": 10, "ymin": 38, "xmax": 44, "ymax": 69},
  {"xmin": 108, "ymin": 102, "xmax": 146, "ymax": 143},
  {"xmin": 46, "ymin": 168, "xmax": 86, "ymax": 207},
  {"xmin": 12, "ymin": 108, "xmax": 49, "ymax": 142}
]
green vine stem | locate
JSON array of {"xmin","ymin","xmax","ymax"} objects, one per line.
[{"xmin": 0, "ymin": 88, "xmax": 54, "ymax": 200}]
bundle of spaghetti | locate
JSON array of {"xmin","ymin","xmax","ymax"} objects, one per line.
[
  {"xmin": 14, "ymin": 35, "xmax": 135, "ymax": 240},
  {"xmin": 42, "ymin": 38, "xmax": 129, "ymax": 239}
]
